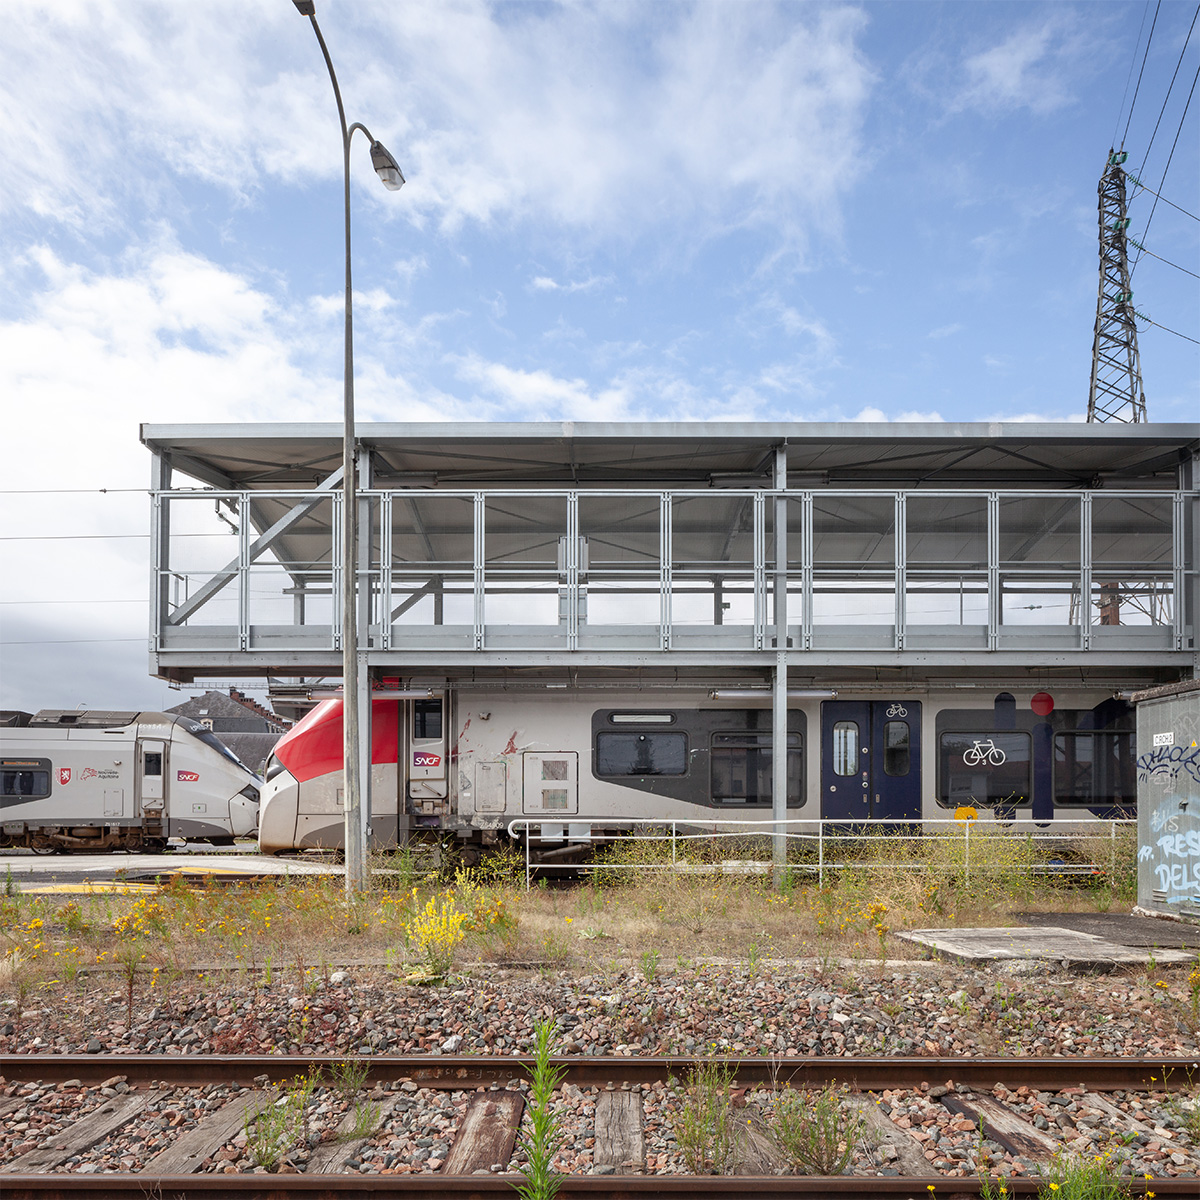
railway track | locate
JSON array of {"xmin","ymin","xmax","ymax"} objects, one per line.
[{"xmin": 2, "ymin": 1054, "xmax": 1197, "ymax": 1196}]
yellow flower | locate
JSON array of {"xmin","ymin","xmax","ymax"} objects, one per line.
[{"xmin": 1049, "ymin": 1185, "xmax": 1059, "ymax": 1192}]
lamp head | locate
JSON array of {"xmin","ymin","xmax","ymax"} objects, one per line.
[
  {"xmin": 292, "ymin": 1, "xmax": 316, "ymax": 15},
  {"xmin": 370, "ymin": 140, "xmax": 405, "ymax": 191}
]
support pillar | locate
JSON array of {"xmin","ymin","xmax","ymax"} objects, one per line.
[{"xmin": 772, "ymin": 443, "xmax": 788, "ymax": 884}]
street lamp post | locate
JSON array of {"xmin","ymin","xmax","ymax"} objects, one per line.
[{"xmin": 293, "ymin": 1, "xmax": 404, "ymax": 894}]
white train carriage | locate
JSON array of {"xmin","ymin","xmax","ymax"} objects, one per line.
[
  {"xmin": 0, "ymin": 709, "xmax": 260, "ymax": 852},
  {"xmin": 258, "ymin": 685, "xmax": 1136, "ymax": 856}
]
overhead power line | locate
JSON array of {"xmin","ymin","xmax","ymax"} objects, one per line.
[
  {"xmin": 1125, "ymin": 173, "xmax": 1200, "ymax": 221},
  {"xmin": 1134, "ymin": 309, "xmax": 1200, "ymax": 345},
  {"xmin": 1133, "ymin": 58, "xmax": 1200, "ymax": 273},
  {"xmin": 1127, "ymin": 236, "xmax": 1200, "ymax": 279},
  {"xmin": 1122, "ymin": 0, "xmax": 1162, "ymax": 149},
  {"xmin": 1114, "ymin": 1, "xmax": 1156, "ymax": 146},
  {"xmin": 1135, "ymin": 2, "xmax": 1199, "ymax": 177}
]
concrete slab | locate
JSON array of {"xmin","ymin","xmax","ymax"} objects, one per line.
[
  {"xmin": 896, "ymin": 925, "xmax": 1197, "ymax": 969},
  {"xmin": 0, "ymin": 850, "xmax": 340, "ymax": 889}
]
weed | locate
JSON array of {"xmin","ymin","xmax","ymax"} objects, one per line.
[
  {"xmin": 672, "ymin": 1059, "xmax": 736, "ymax": 1175},
  {"xmin": 244, "ymin": 1073, "xmax": 320, "ymax": 1174},
  {"xmin": 747, "ymin": 941, "xmax": 761, "ymax": 975},
  {"xmin": 328, "ymin": 1058, "xmax": 369, "ymax": 1104},
  {"xmin": 349, "ymin": 1099, "xmax": 382, "ymax": 1139},
  {"xmin": 640, "ymin": 948, "xmax": 661, "ymax": 982},
  {"xmin": 770, "ymin": 1084, "xmax": 865, "ymax": 1176},
  {"xmin": 3, "ymin": 867, "xmax": 15, "ymax": 898},
  {"xmin": 405, "ymin": 890, "xmax": 468, "ymax": 979},
  {"xmin": 1036, "ymin": 1149, "xmax": 1129, "ymax": 1200},
  {"xmin": 515, "ymin": 1017, "xmax": 566, "ymax": 1200}
]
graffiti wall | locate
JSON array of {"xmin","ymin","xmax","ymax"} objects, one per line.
[{"xmin": 1136, "ymin": 683, "xmax": 1200, "ymax": 919}]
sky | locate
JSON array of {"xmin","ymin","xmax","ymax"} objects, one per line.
[{"xmin": 0, "ymin": 0, "xmax": 1197, "ymax": 715}]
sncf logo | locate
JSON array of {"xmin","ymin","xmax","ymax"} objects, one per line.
[
  {"xmin": 412, "ymin": 752, "xmax": 442, "ymax": 768},
  {"xmin": 177, "ymin": 770, "xmax": 200, "ymax": 782}
]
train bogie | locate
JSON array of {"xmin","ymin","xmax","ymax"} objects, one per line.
[
  {"xmin": 0, "ymin": 709, "xmax": 260, "ymax": 852},
  {"xmin": 257, "ymin": 685, "xmax": 1138, "ymax": 855}
]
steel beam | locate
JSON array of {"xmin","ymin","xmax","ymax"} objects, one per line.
[{"xmin": 165, "ymin": 467, "xmax": 344, "ymax": 626}]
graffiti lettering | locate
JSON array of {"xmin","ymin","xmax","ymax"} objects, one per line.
[
  {"xmin": 1153, "ymin": 860, "xmax": 1200, "ymax": 894},
  {"xmin": 1155, "ymin": 830, "xmax": 1200, "ymax": 860},
  {"xmin": 1137, "ymin": 743, "xmax": 1200, "ymax": 788}
]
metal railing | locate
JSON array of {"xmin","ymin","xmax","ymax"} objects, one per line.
[{"xmin": 506, "ymin": 816, "xmax": 1136, "ymax": 889}]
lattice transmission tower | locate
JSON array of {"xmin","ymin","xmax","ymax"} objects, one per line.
[{"xmin": 1087, "ymin": 150, "xmax": 1146, "ymax": 422}]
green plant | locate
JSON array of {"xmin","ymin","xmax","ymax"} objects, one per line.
[
  {"xmin": 3, "ymin": 866, "xmax": 15, "ymax": 898},
  {"xmin": 349, "ymin": 1098, "xmax": 382, "ymax": 1138},
  {"xmin": 770, "ymin": 1084, "xmax": 865, "ymax": 1176},
  {"xmin": 1036, "ymin": 1149, "xmax": 1129, "ymax": 1200},
  {"xmin": 672, "ymin": 1059, "xmax": 736, "ymax": 1175},
  {"xmin": 244, "ymin": 1074, "xmax": 318, "ymax": 1174},
  {"xmin": 515, "ymin": 1017, "xmax": 566, "ymax": 1200},
  {"xmin": 328, "ymin": 1058, "xmax": 369, "ymax": 1104},
  {"xmin": 640, "ymin": 948, "xmax": 661, "ymax": 981},
  {"xmin": 405, "ymin": 889, "xmax": 468, "ymax": 979},
  {"xmin": 747, "ymin": 941, "xmax": 761, "ymax": 975},
  {"xmin": 977, "ymin": 1165, "xmax": 1010, "ymax": 1200}
]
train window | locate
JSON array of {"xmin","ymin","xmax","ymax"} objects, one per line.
[
  {"xmin": 938, "ymin": 732, "xmax": 1031, "ymax": 807},
  {"xmin": 596, "ymin": 731, "xmax": 688, "ymax": 776},
  {"xmin": 883, "ymin": 721, "xmax": 910, "ymax": 777},
  {"xmin": 144, "ymin": 752, "xmax": 163, "ymax": 776},
  {"xmin": 1054, "ymin": 732, "xmax": 1136, "ymax": 806},
  {"xmin": 1, "ymin": 759, "xmax": 51, "ymax": 799},
  {"xmin": 710, "ymin": 733, "xmax": 801, "ymax": 806},
  {"xmin": 413, "ymin": 699, "xmax": 443, "ymax": 740},
  {"xmin": 832, "ymin": 722, "xmax": 858, "ymax": 776},
  {"xmin": 610, "ymin": 713, "xmax": 675, "ymax": 724}
]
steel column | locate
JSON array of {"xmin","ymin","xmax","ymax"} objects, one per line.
[{"xmin": 772, "ymin": 446, "xmax": 788, "ymax": 880}]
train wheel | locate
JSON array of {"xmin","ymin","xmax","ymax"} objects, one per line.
[{"xmin": 29, "ymin": 836, "xmax": 62, "ymax": 855}]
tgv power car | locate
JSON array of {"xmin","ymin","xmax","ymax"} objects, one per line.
[{"xmin": 0, "ymin": 709, "xmax": 260, "ymax": 852}]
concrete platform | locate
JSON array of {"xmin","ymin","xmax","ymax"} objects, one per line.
[{"xmin": 897, "ymin": 925, "xmax": 1197, "ymax": 970}]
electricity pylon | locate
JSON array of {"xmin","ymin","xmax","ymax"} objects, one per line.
[{"xmin": 1087, "ymin": 150, "xmax": 1146, "ymax": 423}]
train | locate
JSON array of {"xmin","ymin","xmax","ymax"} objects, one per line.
[
  {"xmin": 0, "ymin": 709, "xmax": 260, "ymax": 852},
  {"xmin": 257, "ymin": 685, "xmax": 1137, "ymax": 856}
]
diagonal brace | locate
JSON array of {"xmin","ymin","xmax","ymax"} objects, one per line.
[{"xmin": 167, "ymin": 467, "xmax": 344, "ymax": 626}]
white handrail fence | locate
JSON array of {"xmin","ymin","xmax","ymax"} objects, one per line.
[{"xmin": 505, "ymin": 816, "xmax": 1135, "ymax": 891}]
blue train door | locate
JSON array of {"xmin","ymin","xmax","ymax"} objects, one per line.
[{"xmin": 821, "ymin": 700, "xmax": 922, "ymax": 821}]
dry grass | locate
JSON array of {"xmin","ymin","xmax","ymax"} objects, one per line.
[{"xmin": 0, "ymin": 826, "xmax": 1140, "ymax": 990}]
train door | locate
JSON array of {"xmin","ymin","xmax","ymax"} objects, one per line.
[
  {"xmin": 137, "ymin": 739, "xmax": 166, "ymax": 819},
  {"xmin": 821, "ymin": 700, "xmax": 921, "ymax": 821},
  {"xmin": 406, "ymin": 697, "xmax": 448, "ymax": 817}
]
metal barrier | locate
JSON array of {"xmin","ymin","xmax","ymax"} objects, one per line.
[{"xmin": 506, "ymin": 815, "xmax": 1136, "ymax": 890}]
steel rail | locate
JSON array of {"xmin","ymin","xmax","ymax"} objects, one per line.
[
  {"xmin": 0, "ymin": 1175, "xmax": 1187, "ymax": 1198},
  {"xmin": 3, "ymin": 1054, "xmax": 1196, "ymax": 1091}
]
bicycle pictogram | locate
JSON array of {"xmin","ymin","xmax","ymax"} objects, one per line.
[
  {"xmin": 962, "ymin": 738, "xmax": 1006, "ymax": 767},
  {"xmin": 885, "ymin": 703, "xmax": 908, "ymax": 718}
]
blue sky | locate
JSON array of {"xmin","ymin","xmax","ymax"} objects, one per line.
[{"xmin": 1, "ymin": 0, "xmax": 1197, "ymax": 711}]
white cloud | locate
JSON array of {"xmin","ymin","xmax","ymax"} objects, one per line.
[
  {"xmin": 927, "ymin": 323, "xmax": 962, "ymax": 340},
  {"xmin": 530, "ymin": 274, "xmax": 613, "ymax": 294},
  {"xmin": 953, "ymin": 17, "xmax": 1091, "ymax": 116},
  {"xmin": 0, "ymin": 1, "xmax": 875, "ymax": 250}
]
